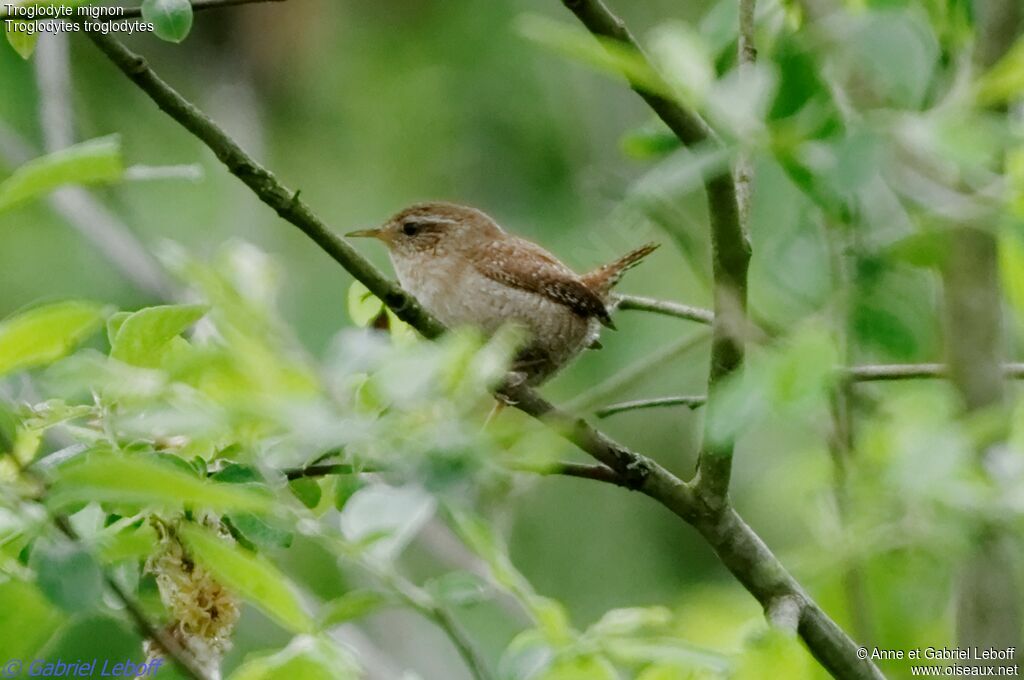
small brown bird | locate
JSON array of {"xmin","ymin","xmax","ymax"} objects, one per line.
[{"xmin": 348, "ymin": 202, "xmax": 657, "ymax": 385}]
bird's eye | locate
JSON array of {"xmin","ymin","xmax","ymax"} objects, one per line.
[{"xmin": 401, "ymin": 222, "xmax": 420, "ymax": 236}]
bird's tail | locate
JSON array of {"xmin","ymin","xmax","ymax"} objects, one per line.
[{"xmin": 583, "ymin": 243, "xmax": 659, "ymax": 297}]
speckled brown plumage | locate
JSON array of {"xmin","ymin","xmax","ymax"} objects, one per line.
[
  {"xmin": 348, "ymin": 201, "xmax": 658, "ymax": 384},
  {"xmin": 470, "ymin": 237, "xmax": 614, "ymax": 327}
]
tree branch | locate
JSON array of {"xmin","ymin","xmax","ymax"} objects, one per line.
[
  {"xmin": 83, "ymin": 29, "xmax": 879, "ymax": 680},
  {"xmin": 944, "ymin": 224, "xmax": 1021, "ymax": 658},
  {"xmin": 595, "ymin": 395, "xmax": 706, "ymax": 418},
  {"xmin": 82, "ymin": 29, "xmax": 444, "ymax": 340},
  {"xmin": 506, "ymin": 460, "xmax": 631, "ymax": 487},
  {"xmin": 52, "ymin": 517, "xmax": 210, "ymax": 680},
  {"xmin": 844, "ymin": 362, "xmax": 1024, "ymax": 381},
  {"xmin": 612, "ymin": 294, "xmax": 713, "ymax": 324},
  {"xmin": 735, "ymin": 0, "xmax": 757, "ymax": 229},
  {"xmin": 767, "ymin": 594, "xmax": 802, "ymax": 635},
  {"xmin": 557, "ymin": 0, "xmax": 751, "ymax": 504},
  {"xmin": 561, "ymin": 330, "xmax": 710, "ymax": 412},
  {"xmin": 284, "ymin": 463, "xmax": 377, "ymax": 480},
  {"xmin": 7, "ymin": 452, "xmax": 208, "ymax": 680}
]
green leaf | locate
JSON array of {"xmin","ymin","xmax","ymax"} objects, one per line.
[
  {"xmin": 852, "ymin": 299, "xmax": 918, "ymax": 359},
  {"xmin": 333, "ymin": 475, "xmax": 363, "ymax": 511},
  {"xmin": 318, "ymin": 590, "xmax": 391, "ymax": 629},
  {"xmin": 142, "ymin": 0, "xmax": 193, "ymax": 43},
  {"xmin": 0, "ymin": 398, "xmax": 16, "ymax": 455},
  {"xmin": 212, "ymin": 462, "xmax": 264, "ymax": 484},
  {"xmin": 0, "ymin": 301, "xmax": 106, "ymax": 377},
  {"xmin": 425, "ymin": 571, "xmax": 491, "ymax": 606},
  {"xmin": 347, "ymin": 281, "xmax": 384, "ymax": 328},
  {"xmin": 846, "ymin": 11, "xmax": 939, "ymax": 109},
  {"xmin": 0, "ymin": 580, "xmax": 65, "ymax": 659},
  {"xmin": 621, "ymin": 123, "xmax": 682, "ymax": 160},
  {"xmin": 105, "ymin": 311, "xmax": 131, "ymax": 347},
  {"xmin": 540, "ymin": 655, "xmax": 618, "ymax": 680},
  {"xmin": 531, "ymin": 596, "xmax": 574, "ymax": 645},
  {"xmin": 605, "ymin": 638, "xmax": 731, "ymax": 674},
  {"xmin": 734, "ymin": 629, "xmax": 813, "ymax": 680},
  {"xmin": 588, "ymin": 606, "xmax": 673, "ymax": 638},
  {"xmin": 29, "ymin": 538, "xmax": 104, "ymax": 613},
  {"xmin": 648, "ymin": 22, "xmax": 715, "ymax": 107},
  {"xmin": 884, "ymin": 230, "xmax": 951, "ymax": 269},
  {"xmin": 975, "ymin": 34, "xmax": 1024, "ymax": 106},
  {"xmin": 228, "ymin": 634, "xmax": 360, "ymax": 680},
  {"xmin": 110, "ymin": 304, "xmax": 208, "ymax": 367},
  {"xmin": 288, "ymin": 477, "xmax": 321, "ymax": 509},
  {"xmin": 0, "ymin": 136, "xmax": 123, "ymax": 212},
  {"xmin": 96, "ymin": 523, "xmax": 158, "ymax": 563},
  {"xmin": 516, "ymin": 14, "xmax": 672, "ymax": 99},
  {"xmin": 5, "ymin": 20, "xmax": 39, "ymax": 59},
  {"xmin": 179, "ymin": 523, "xmax": 313, "ymax": 634},
  {"xmin": 499, "ymin": 630, "xmax": 555, "ymax": 680},
  {"xmin": 339, "ymin": 484, "xmax": 436, "ymax": 563},
  {"xmin": 47, "ymin": 451, "xmax": 273, "ymax": 513},
  {"xmin": 226, "ymin": 513, "xmax": 294, "ymax": 550}
]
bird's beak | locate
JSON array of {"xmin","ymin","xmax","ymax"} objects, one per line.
[{"xmin": 346, "ymin": 228, "xmax": 384, "ymax": 240}]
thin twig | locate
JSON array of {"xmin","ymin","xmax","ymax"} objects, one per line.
[
  {"xmin": 825, "ymin": 222, "xmax": 875, "ymax": 645},
  {"xmin": 561, "ymin": 330, "xmax": 710, "ymax": 412},
  {"xmin": 738, "ymin": 0, "xmax": 758, "ymax": 67},
  {"xmin": 284, "ymin": 463, "xmax": 380, "ymax": 480},
  {"xmin": 613, "ymin": 294, "xmax": 713, "ymax": 324},
  {"xmin": 283, "ymin": 459, "xmax": 629, "ymax": 489},
  {"xmin": 845, "ymin": 362, "xmax": 1024, "ymax": 381},
  {"xmin": 52, "ymin": 517, "xmax": 210, "ymax": 680},
  {"xmin": 5, "ymin": 453, "xmax": 207, "ymax": 680},
  {"xmin": 84, "ymin": 29, "xmax": 880, "ymax": 680},
  {"xmin": 581, "ymin": 362, "xmax": 1024, "ymax": 420},
  {"xmin": 595, "ymin": 395, "xmax": 706, "ymax": 418},
  {"xmin": 506, "ymin": 461, "xmax": 629, "ymax": 487},
  {"xmin": 320, "ymin": 529, "xmax": 493, "ymax": 680},
  {"xmin": 424, "ymin": 606, "xmax": 493, "ymax": 680},
  {"xmin": 735, "ymin": 0, "xmax": 757, "ymax": 233}
]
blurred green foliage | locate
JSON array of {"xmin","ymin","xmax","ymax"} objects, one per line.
[{"xmin": 1, "ymin": 0, "xmax": 1023, "ymax": 678}]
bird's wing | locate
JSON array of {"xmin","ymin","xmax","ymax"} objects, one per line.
[{"xmin": 471, "ymin": 237, "xmax": 614, "ymax": 326}]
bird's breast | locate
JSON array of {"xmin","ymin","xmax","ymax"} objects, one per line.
[{"xmin": 390, "ymin": 253, "xmax": 596, "ymax": 382}]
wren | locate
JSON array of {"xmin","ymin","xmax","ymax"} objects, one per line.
[{"xmin": 348, "ymin": 202, "xmax": 657, "ymax": 385}]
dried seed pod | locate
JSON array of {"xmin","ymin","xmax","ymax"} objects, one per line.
[{"xmin": 144, "ymin": 515, "xmax": 240, "ymax": 677}]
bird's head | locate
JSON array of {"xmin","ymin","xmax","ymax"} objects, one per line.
[{"xmin": 347, "ymin": 201, "xmax": 504, "ymax": 260}]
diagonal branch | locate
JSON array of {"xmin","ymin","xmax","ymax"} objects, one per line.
[
  {"xmin": 81, "ymin": 31, "xmax": 445, "ymax": 340},
  {"xmin": 83, "ymin": 29, "xmax": 880, "ymax": 680}
]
